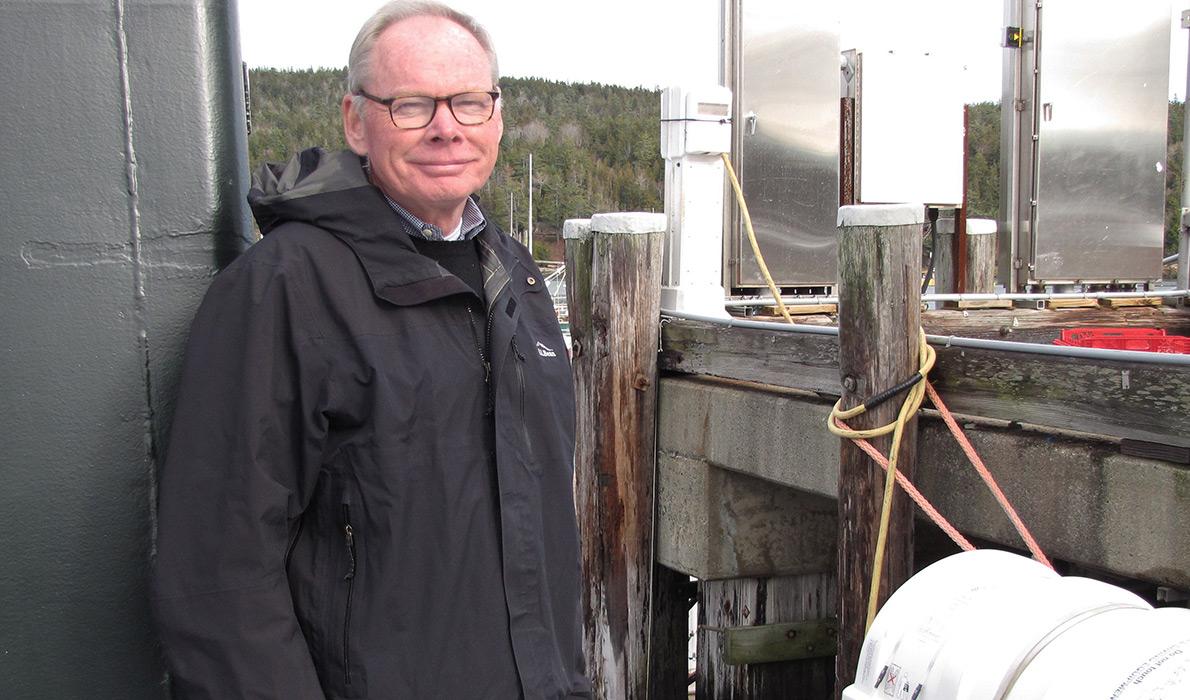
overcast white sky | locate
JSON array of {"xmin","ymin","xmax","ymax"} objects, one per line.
[{"xmin": 238, "ymin": 1, "xmax": 1189, "ymax": 102}]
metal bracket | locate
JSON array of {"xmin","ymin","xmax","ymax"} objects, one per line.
[{"xmin": 705, "ymin": 618, "xmax": 838, "ymax": 665}]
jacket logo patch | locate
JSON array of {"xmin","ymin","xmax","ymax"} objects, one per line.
[{"xmin": 536, "ymin": 341, "xmax": 557, "ymax": 358}]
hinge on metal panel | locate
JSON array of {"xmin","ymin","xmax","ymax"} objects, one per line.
[
  {"xmin": 1013, "ymin": 258, "xmax": 1024, "ymax": 270},
  {"xmin": 1014, "ymin": 98, "xmax": 1027, "ymax": 112}
]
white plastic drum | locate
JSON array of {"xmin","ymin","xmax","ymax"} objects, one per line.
[{"xmin": 842, "ymin": 550, "xmax": 1190, "ymax": 700}]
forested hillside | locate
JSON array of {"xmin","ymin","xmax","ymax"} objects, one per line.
[{"xmin": 247, "ymin": 69, "xmax": 1183, "ymax": 257}]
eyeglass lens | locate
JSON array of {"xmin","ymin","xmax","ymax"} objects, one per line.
[{"xmin": 389, "ymin": 92, "xmax": 495, "ymax": 128}]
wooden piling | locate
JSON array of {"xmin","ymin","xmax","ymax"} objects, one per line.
[
  {"xmin": 565, "ymin": 213, "xmax": 683, "ymax": 699},
  {"xmin": 835, "ymin": 204, "xmax": 923, "ymax": 697},
  {"xmin": 965, "ymin": 218, "xmax": 997, "ymax": 294},
  {"xmin": 698, "ymin": 574, "xmax": 838, "ymax": 699},
  {"xmin": 934, "ymin": 213, "xmax": 956, "ymax": 295}
]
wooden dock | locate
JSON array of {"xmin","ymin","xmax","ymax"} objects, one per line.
[{"xmin": 567, "ymin": 214, "xmax": 1190, "ymax": 699}]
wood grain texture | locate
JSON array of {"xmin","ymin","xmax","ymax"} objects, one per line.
[
  {"xmin": 835, "ymin": 218, "xmax": 921, "ymax": 696},
  {"xmin": 698, "ymin": 574, "xmax": 837, "ymax": 699},
  {"xmin": 567, "ymin": 226, "xmax": 671, "ymax": 699},
  {"xmin": 965, "ymin": 231, "xmax": 996, "ymax": 294},
  {"xmin": 721, "ymin": 620, "xmax": 837, "ymax": 665},
  {"xmin": 659, "ymin": 319, "xmax": 1190, "ymax": 450},
  {"xmin": 934, "ymin": 227, "xmax": 955, "ymax": 294}
]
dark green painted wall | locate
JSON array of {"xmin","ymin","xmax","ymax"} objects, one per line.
[{"xmin": 0, "ymin": 1, "xmax": 250, "ymax": 696}]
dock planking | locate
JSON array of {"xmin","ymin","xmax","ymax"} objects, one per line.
[{"xmin": 660, "ymin": 317, "xmax": 1190, "ymax": 451}]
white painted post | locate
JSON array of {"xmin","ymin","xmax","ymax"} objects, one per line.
[
  {"xmin": 1180, "ymin": 10, "xmax": 1190, "ymax": 291},
  {"xmin": 659, "ymin": 86, "xmax": 732, "ymax": 318}
]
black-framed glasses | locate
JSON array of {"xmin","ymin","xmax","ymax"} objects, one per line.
[{"xmin": 355, "ymin": 89, "xmax": 500, "ymax": 129}]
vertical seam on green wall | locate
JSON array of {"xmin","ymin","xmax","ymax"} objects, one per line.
[{"xmin": 114, "ymin": 0, "xmax": 159, "ymax": 556}]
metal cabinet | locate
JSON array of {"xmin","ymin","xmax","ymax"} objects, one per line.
[
  {"xmin": 1000, "ymin": 0, "xmax": 1169, "ymax": 288},
  {"xmin": 723, "ymin": 0, "xmax": 841, "ymax": 289}
]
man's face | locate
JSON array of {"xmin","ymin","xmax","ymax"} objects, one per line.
[{"xmin": 343, "ymin": 16, "xmax": 502, "ymax": 227}]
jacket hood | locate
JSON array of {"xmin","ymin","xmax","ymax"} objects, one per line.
[
  {"xmin": 249, "ymin": 147, "xmax": 396, "ymax": 239},
  {"xmin": 248, "ymin": 148, "xmax": 479, "ymax": 305}
]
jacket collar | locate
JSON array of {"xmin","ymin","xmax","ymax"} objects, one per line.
[
  {"xmin": 250, "ymin": 149, "xmax": 529, "ymax": 309},
  {"xmin": 339, "ymin": 196, "xmax": 531, "ymax": 309}
]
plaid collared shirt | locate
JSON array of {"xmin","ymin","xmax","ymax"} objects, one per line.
[{"xmin": 380, "ymin": 190, "xmax": 487, "ymax": 242}]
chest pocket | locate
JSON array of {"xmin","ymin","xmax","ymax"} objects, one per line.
[{"xmin": 505, "ymin": 279, "xmax": 575, "ymax": 474}]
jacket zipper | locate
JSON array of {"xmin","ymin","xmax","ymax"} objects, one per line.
[
  {"xmin": 510, "ymin": 336, "xmax": 534, "ymax": 460},
  {"xmin": 341, "ymin": 504, "xmax": 356, "ymax": 687},
  {"xmin": 466, "ymin": 303, "xmax": 494, "ymax": 414},
  {"xmin": 284, "ymin": 516, "xmax": 304, "ymax": 571}
]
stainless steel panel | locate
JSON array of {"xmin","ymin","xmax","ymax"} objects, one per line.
[
  {"xmin": 1032, "ymin": 1, "xmax": 1168, "ymax": 283},
  {"xmin": 1002, "ymin": 0, "xmax": 1169, "ymax": 287},
  {"xmin": 726, "ymin": 0, "xmax": 840, "ymax": 288},
  {"xmin": 998, "ymin": 0, "xmax": 1028, "ymax": 289}
]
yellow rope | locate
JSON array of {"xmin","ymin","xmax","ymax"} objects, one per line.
[
  {"xmin": 720, "ymin": 148, "xmax": 936, "ymax": 633},
  {"xmin": 720, "ymin": 153, "xmax": 795, "ymax": 324},
  {"xmin": 828, "ymin": 330, "xmax": 935, "ymax": 631}
]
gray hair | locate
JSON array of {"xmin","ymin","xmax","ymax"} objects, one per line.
[{"xmin": 347, "ymin": 1, "xmax": 499, "ymax": 114}]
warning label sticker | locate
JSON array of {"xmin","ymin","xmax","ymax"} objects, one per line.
[{"xmin": 1110, "ymin": 638, "xmax": 1190, "ymax": 700}]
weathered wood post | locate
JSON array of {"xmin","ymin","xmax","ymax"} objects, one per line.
[
  {"xmin": 565, "ymin": 213, "xmax": 674, "ymax": 699},
  {"xmin": 934, "ymin": 211, "xmax": 956, "ymax": 295},
  {"xmin": 698, "ymin": 573, "xmax": 837, "ymax": 698},
  {"xmin": 965, "ymin": 218, "xmax": 998, "ymax": 293},
  {"xmin": 835, "ymin": 204, "xmax": 923, "ymax": 697}
]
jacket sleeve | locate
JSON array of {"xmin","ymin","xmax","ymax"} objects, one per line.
[{"xmin": 151, "ymin": 256, "xmax": 328, "ymax": 699}]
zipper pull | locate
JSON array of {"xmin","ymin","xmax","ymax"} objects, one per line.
[
  {"xmin": 342, "ymin": 506, "xmax": 356, "ymax": 581},
  {"xmin": 343, "ymin": 524, "xmax": 356, "ymax": 581},
  {"xmin": 484, "ymin": 372, "xmax": 495, "ymax": 416}
]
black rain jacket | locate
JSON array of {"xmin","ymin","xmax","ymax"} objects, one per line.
[{"xmin": 152, "ymin": 149, "xmax": 589, "ymax": 699}]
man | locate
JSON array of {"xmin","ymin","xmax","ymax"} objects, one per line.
[{"xmin": 151, "ymin": 3, "xmax": 588, "ymax": 697}]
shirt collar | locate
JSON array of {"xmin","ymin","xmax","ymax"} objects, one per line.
[{"xmin": 379, "ymin": 190, "xmax": 487, "ymax": 242}]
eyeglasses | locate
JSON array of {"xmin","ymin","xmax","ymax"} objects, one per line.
[{"xmin": 355, "ymin": 89, "xmax": 500, "ymax": 129}]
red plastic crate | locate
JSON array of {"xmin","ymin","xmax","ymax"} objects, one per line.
[{"xmin": 1053, "ymin": 327, "xmax": 1190, "ymax": 354}]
